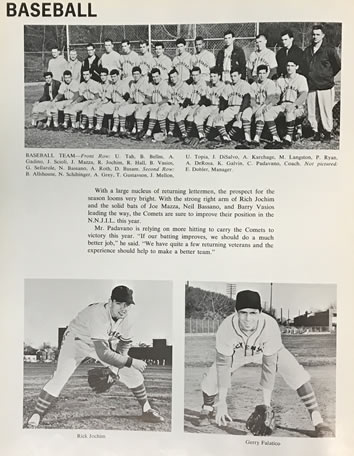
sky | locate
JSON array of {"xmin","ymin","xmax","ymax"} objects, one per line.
[
  {"xmin": 188, "ymin": 281, "xmax": 337, "ymax": 319},
  {"xmin": 24, "ymin": 279, "xmax": 172, "ymax": 348}
]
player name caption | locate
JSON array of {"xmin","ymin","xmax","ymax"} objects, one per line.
[
  {"xmin": 76, "ymin": 433, "xmax": 106, "ymax": 439},
  {"xmin": 25, "ymin": 152, "xmax": 175, "ymax": 178},
  {"xmin": 245, "ymin": 439, "xmax": 281, "ymax": 446},
  {"xmin": 185, "ymin": 151, "xmax": 338, "ymax": 172},
  {"xmin": 87, "ymin": 187, "xmax": 276, "ymax": 255}
]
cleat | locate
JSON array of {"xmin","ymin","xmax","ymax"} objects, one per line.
[
  {"xmin": 264, "ymin": 141, "xmax": 283, "ymax": 150},
  {"xmin": 183, "ymin": 136, "xmax": 192, "ymax": 145},
  {"xmin": 26, "ymin": 413, "xmax": 41, "ymax": 429},
  {"xmin": 93, "ymin": 129, "xmax": 101, "ymax": 135},
  {"xmin": 199, "ymin": 137, "xmax": 208, "ymax": 145},
  {"xmin": 311, "ymin": 132, "xmax": 321, "ymax": 142},
  {"xmin": 141, "ymin": 408, "xmax": 164, "ymax": 423},
  {"xmin": 315, "ymin": 423, "xmax": 334, "ymax": 437},
  {"xmin": 222, "ymin": 135, "xmax": 232, "ymax": 143},
  {"xmin": 282, "ymin": 139, "xmax": 292, "ymax": 148},
  {"xmin": 119, "ymin": 130, "xmax": 129, "ymax": 138},
  {"xmin": 108, "ymin": 130, "xmax": 117, "ymax": 137},
  {"xmin": 194, "ymin": 407, "xmax": 215, "ymax": 426},
  {"xmin": 322, "ymin": 131, "xmax": 332, "ymax": 143}
]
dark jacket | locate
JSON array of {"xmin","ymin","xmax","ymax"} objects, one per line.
[
  {"xmin": 303, "ymin": 43, "xmax": 341, "ymax": 91},
  {"xmin": 81, "ymin": 55, "xmax": 101, "ymax": 82},
  {"xmin": 276, "ymin": 44, "xmax": 304, "ymax": 77},
  {"xmin": 38, "ymin": 79, "xmax": 61, "ymax": 102},
  {"xmin": 216, "ymin": 42, "xmax": 246, "ymax": 79}
]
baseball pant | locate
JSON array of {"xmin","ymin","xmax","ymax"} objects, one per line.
[
  {"xmin": 43, "ymin": 330, "xmax": 143, "ymax": 398},
  {"xmin": 118, "ymin": 103, "xmax": 143, "ymax": 118},
  {"xmin": 175, "ymin": 105, "xmax": 200, "ymax": 123},
  {"xmin": 307, "ymin": 88, "xmax": 335, "ymax": 133},
  {"xmin": 50, "ymin": 99, "xmax": 72, "ymax": 115},
  {"xmin": 32, "ymin": 101, "xmax": 53, "ymax": 120},
  {"xmin": 201, "ymin": 347, "xmax": 310, "ymax": 396},
  {"xmin": 264, "ymin": 102, "xmax": 305, "ymax": 123},
  {"xmin": 135, "ymin": 103, "xmax": 170, "ymax": 121},
  {"xmin": 167, "ymin": 104, "xmax": 182, "ymax": 122},
  {"xmin": 64, "ymin": 100, "xmax": 93, "ymax": 116},
  {"xmin": 193, "ymin": 105, "xmax": 219, "ymax": 127},
  {"xmin": 214, "ymin": 106, "xmax": 252, "ymax": 127}
]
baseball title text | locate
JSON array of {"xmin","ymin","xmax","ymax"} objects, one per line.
[{"xmin": 6, "ymin": 2, "xmax": 97, "ymax": 17}]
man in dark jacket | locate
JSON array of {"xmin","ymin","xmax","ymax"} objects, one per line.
[
  {"xmin": 81, "ymin": 42, "xmax": 101, "ymax": 82},
  {"xmin": 276, "ymin": 29, "xmax": 304, "ymax": 77},
  {"xmin": 216, "ymin": 30, "xmax": 246, "ymax": 83},
  {"xmin": 30, "ymin": 71, "xmax": 61, "ymax": 128},
  {"xmin": 303, "ymin": 24, "xmax": 341, "ymax": 142}
]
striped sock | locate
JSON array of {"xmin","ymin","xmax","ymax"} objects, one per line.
[
  {"xmin": 130, "ymin": 383, "xmax": 150, "ymax": 411},
  {"xmin": 177, "ymin": 121, "xmax": 187, "ymax": 136},
  {"xmin": 52, "ymin": 112, "xmax": 59, "ymax": 125},
  {"xmin": 217, "ymin": 126, "xmax": 228, "ymax": 138},
  {"xmin": 297, "ymin": 383, "xmax": 323, "ymax": 426},
  {"xmin": 196, "ymin": 124, "xmax": 204, "ymax": 137},
  {"xmin": 255, "ymin": 121, "xmax": 264, "ymax": 138},
  {"xmin": 96, "ymin": 115, "xmax": 104, "ymax": 129},
  {"xmin": 80, "ymin": 115, "xmax": 87, "ymax": 129},
  {"xmin": 136, "ymin": 119, "xmax": 144, "ymax": 132},
  {"xmin": 159, "ymin": 119, "xmax": 167, "ymax": 134},
  {"xmin": 113, "ymin": 117, "xmax": 119, "ymax": 130},
  {"xmin": 70, "ymin": 114, "xmax": 76, "ymax": 126},
  {"xmin": 33, "ymin": 389, "xmax": 56, "ymax": 417},
  {"xmin": 228, "ymin": 127, "xmax": 238, "ymax": 138},
  {"xmin": 64, "ymin": 113, "xmax": 70, "ymax": 125},
  {"xmin": 205, "ymin": 125, "xmax": 212, "ymax": 137},
  {"xmin": 168, "ymin": 121, "xmax": 175, "ymax": 134},
  {"xmin": 186, "ymin": 122, "xmax": 193, "ymax": 136},
  {"xmin": 119, "ymin": 116, "xmax": 126, "ymax": 131},
  {"xmin": 286, "ymin": 121, "xmax": 295, "ymax": 139},
  {"xmin": 265, "ymin": 121, "xmax": 280, "ymax": 140},
  {"xmin": 148, "ymin": 119, "xmax": 156, "ymax": 131},
  {"xmin": 88, "ymin": 116, "xmax": 94, "ymax": 129},
  {"xmin": 243, "ymin": 119, "xmax": 251, "ymax": 140},
  {"xmin": 203, "ymin": 392, "xmax": 216, "ymax": 408}
]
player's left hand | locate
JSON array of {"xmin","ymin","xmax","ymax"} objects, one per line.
[{"xmin": 215, "ymin": 401, "xmax": 232, "ymax": 426}]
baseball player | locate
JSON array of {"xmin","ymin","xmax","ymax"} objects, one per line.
[
  {"xmin": 214, "ymin": 65, "xmax": 252, "ymax": 143},
  {"xmin": 49, "ymin": 70, "xmax": 80, "ymax": 130},
  {"xmin": 81, "ymin": 43, "xmax": 101, "ymax": 82},
  {"xmin": 247, "ymin": 34, "xmax": 278, "ymax": 82},
  {"xmin": 66, "ymin": 48, "xmax": 82, "ymax": 84},
  {"xmin": 139, "ymin": 40, "xmax": 156, "ymax": 79},
  {"xmin": 264, "ymin": 59, "xmax": 308, "ymax": 147},
  {"xmin": 174, "ymin": 66, "xmax": 208, "ymax": 142},
  {"xmin": 99, "ymin": 38, "xmax": 121, "ymax": 74},
  {"xmin": 85, "ymin": 68, "xmax": 114, "ymax": 134},
  {"xmin": 248, "ymin": 64, "xmax": 279, "ymax": 146},
  {"xmin": 64, "ymin": 69, "xmax": 101, "ymax": 133},
  {"xmin": 173, "ymin": 38, "xmax": 194, "ymax": 82},
  {"xmin": 47, "ymin": 46, "xmax": 67, "ymax": 82},
  {"xmin": 26, "ymin": 285, "xmax": 164, "ymax": 428},
  {"xmin": 119, "ymin": 39, "xmax": 140, "ymax": 82},
  {"xmin": 154, "ymin": 42, "xmax": 173, "ymax": 81},
  {"xmin": 166, "ymin": 68, "xmax": 190, "ymax": 138},
  {"xmin": 136, "ymin": 67, "xmax": 170, "ymax": 139},
  {"xmin": 192, "ymin": 67, "xmax": 225, "ymax": 143},
  {"xmin": 192, "ymin": 36, "xmax": 216, "ymax": 82},
  {"xmin": 117, "ymin": 66, "xmax": 152, "ymax": 138},
  {"xmin": 216, "ymin": 30, "xmax": 246, "ymax": 83},
  {"xmin": 94, "ymin": 69, "xmax": 130, "ymax": 136},
  {"xmin": 196, "ymin": 290, "xmax": 333, "ymax": 437},
  {"xmin": 29, "ymin": 72, "xmax": 61, "ymax": 129}
]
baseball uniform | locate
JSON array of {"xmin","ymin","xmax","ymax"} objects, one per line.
[
  {"xmin": 247, "ymin": 48, "xmax": 277, "ymax": 78},
  {"xmin": 154, "ymin": 54, "xmax": 173, "ymax": 81},
  {"xmin": 50, "ymin": 79, "xmax": 80, "ymax": 118},
  {"xmin": 96, "ymin": 78, "xmax": 130, "ymax": 118},
  {"xmin": 64, "ymin": 79, "xmax": 101, "ymax": 117},
  {"xmin": 66, "ymin": 58, "xmax": 82, "ymax": 84},
  {"xmin": 139, "ymin": 51, "xmax": 156, "ymax": 77},
  {"xmin": 118, "ymin": 76, "xmax": 153, "ymax": 122},
  {"xmin": 100, "ymin": 50, "xmax": 121, "ymax": 73},
  {"xmin": 136, "ymin": 79, "xmax": 170, "ymax": 121},
  {"xmin": 250, "ymin": 78, "xmax": 278, "ymax": 120},
  {"xmin": 215, "ymin": 79, "xmax": 252, "ymax": 126},
  {"xmin": 173, "ymin": 51, "xmax": 194, "ymax": 82},
  {"xmin": 167, "ymin": 80, "xmax": 190, "ymax": 123},
  {"xmin": 175, "ymin": 78, "xmax": 208, "ymax": 123},
  {"xmin": 194, "ymin": 80, "xmax": 225, "ymax": 128},
  {"xmin": 119, "ymin": 50, "xmax": 141, "ymax": 81},
  {"xmin": 192, "ymin": 49, "xmax": 216, "ymax": 82}
]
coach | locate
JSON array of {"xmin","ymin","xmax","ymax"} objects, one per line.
[
  {"xmin": 303, "ymin": 24, "xmax": 341, "ymax": 142},
  {"xmin": 216, "ymin": 30, "xmax": 246, "ymax": 82}
]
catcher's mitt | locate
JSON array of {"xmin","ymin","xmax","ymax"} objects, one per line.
[
  {"xmin": 246, "ymin": 405, "xmax": 276, "ymax": 436},
  {"xmin": 87, "ymin": 367, "xmax": 117, "ymax": 394}
]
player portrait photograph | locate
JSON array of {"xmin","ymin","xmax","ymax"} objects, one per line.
[
  {"xmin": 184, "ymin": 281, "xmax": 336, "ymax": 437},
  {"xmin": 24, "ymin": 22, "xmax": 341, "ymax": 150},
  {"xmin": 23, "ymin": 279, "xmax": 172, "ymax": 431}
]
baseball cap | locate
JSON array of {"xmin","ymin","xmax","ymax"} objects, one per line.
[
  {"xmin": 235, "ymin": 290, "xmax": 261, "ymax": 311},
  {"xmin": 111, "ymin": 285, "xmax": 135, "ymax": 305}
]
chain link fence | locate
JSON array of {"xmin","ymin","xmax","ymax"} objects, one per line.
[{"xmin": 185, "ymin": 318, "xmax": 222, "ymax": 334}]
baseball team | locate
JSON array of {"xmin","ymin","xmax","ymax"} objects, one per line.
[{"xmin": 28, "ymin": 24, "xmax": 341, "ymax": 149}]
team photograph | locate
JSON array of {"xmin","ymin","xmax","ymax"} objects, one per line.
[
  {"xmin": 23, "ymin": 279, "xmax": 172, "ymax": 431},
  {"xmin": 184, "ymin": 282, "xmax": 336, "ymax": 437},
  {"xmin": 24, "ymin": 22, "xmax": 341, "ymax": 150}
]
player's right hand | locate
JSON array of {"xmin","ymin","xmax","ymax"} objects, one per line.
[
  {"xmin": 215, "ymin": 401, "xmax": 232, "ymax": 427},
  {"xmin": 131, "ymin": 359, "xmax": 147, "ymax": 372}
]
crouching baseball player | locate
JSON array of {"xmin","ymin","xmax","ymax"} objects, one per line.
[
  {"xmin": 196, "ymin": 290, "xmax": 333, "ymax": 437},
  {"xmin": 26, "ymin": 285, "xmax": 164, "ymax": 428}
]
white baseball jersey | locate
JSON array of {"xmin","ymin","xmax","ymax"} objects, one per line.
[
  {"xmin": 192, "ymin": 49, "xmax": 216, "ymax": 78},
  {"xmin": 247, "ymin": 48, "xmax": 277, "ymax": 77},
  {"xmin": 108, "ymin": 79, "xmax": 130, "ymax": 103},
  {"xmin": 66, "ymin": 59, "xmax": 82, "ymax": 83},
  {"xmin": 58, "ymin": 80, "xmax": 80, "ymax": 100},
  {"xmin": 68, "ymin": 302, "xmax": 135, "ymax": 347},
  {"xmin": 276, "ymin": 74, "xmax": 308, "ymax": 104},
  {"xmin": 173, "ymin": 52, "xmax": 193, "ymax": 81},
  {"xmin": 139, "ymin": 51, "xmax": 156, "ymax": 76},
  {"xmin": 222, "ymin": 79, "xmax": 251, "ymax": 106},
  {"xmin": 119, "ymin": 51, "xmax": 141, "ymax": 79},
  {"xmin": 206, "ymin": 81, "xmax": 225, "ymax": 105},
  {"xmin": 187, "ymin": 79, "xmax": 208, "ymax": 105},
  {"xmin": 129, "ymin": 76, "xmax": 152, "ymax": 103},
  {"xmin": 78, "ymin": 79, "xmax": 101, "ymax": 100},
  {"xmin": 167, "ymin": 80, "xmax": 190, "ymax": 105},
  {"xmin": 154, "ymin": 54, "xmax": 173, "ymax": 80},
  {"xmin": 100, "ymin": 50, "xmax": 121, "ymax": 73},
  {"xmin": 98, "ymin": 80, "xmax": 112, "ymax": 101},
  {"xmin": 216, "ymin": 312, "xmax": 283, "ymax": 362},
  {"xmin": 250, "ymin": 78, "xmax": 278, "ymax": 106},
  {"xmin": 150, "ymin": 79, "xmax": 170, "ymax": 104}
]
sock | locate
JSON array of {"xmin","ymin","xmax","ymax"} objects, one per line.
[
  {"xmin": 205, "ymin": 125, "xmax": 212, "ymax": 138},
  {"xmin": 286, "ymin": 120, "xmax": 295, "ymax": 139},
  {"xmin": 96, "ymin": 114, "xmax": 104, "ymax": 129},
  {"xmin": 159, "ymin": 119, "xmax": 167, "ymax": 134},
  {"xmin": 168, "ymin": 120, "xmax": 175, "ymax": 134},
  {"xmin": 217, "ymin": 126, "xmax": 228, "ymax": 138},
  {"xmin": 297, "ymin": 382, "xmax": 323, "ymax": 426},
  {"xmin": 266, "ymin": 121, "xmax": 281, "ymax": 141},
  {"xmin": 136, "ymin": 119, "xmax": 144, "ymax": 132},
  {"xmin": 52, "ymin": 112, "xmax": 59, "ymax": 125},
  {"xmin": 112, "ymin": 117, "xmax": 119, "ymax": 130},
  {"xmin": 32, "ymin": 389, "xmax": 56, "ymax": 417},
  {"xmin": 255, "ymin": 121, "xmax": 264, "ymax": 139},
  {"xmin": 88, "ymin": 116, "xmax": 94, "ymax": 129},
  {"xmin": 70, "ymin": 114, "xmax": 76, "ymax": 126},
  {"xmin": 148, "ymin": 118, "xmax": 156, "ymax": 132},
  {"xmin": 242, "ymin": 119, "xmax": 251, "ymax": 140},
  {"xmin": 196, "ymin": 124, "xmax": 204, "ymax": 138},
  {"xmin": 80, "ymin": 115, "xmax": 87, "ymax": 129},
  {"xmin": 202, "ymin": 391, "xmax": 216, "ymax": 409},
  {"xmin": 119, "ymin": 116, "xmax": 126, "ymax": 131},
  {"xmin": 177, "ymin": 120, "xmax": 187, "ymax": 136},
  {"xmin": 130, "ymin": 383, "xmax": 150, "ymax": 411},
  {"xmin": 228, "ymin": 127, "xmax": 238, "ymax": 139},
  {"xmin": 186, "ymin": 121, "xmax": 193, "ymax": 136}
]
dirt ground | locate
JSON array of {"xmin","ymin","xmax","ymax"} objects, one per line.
[
  {"xmin": 184, "ymin": 333, "xmax": 336, "ymax": 437},
  {"xmin": 23, "ymin": 363, "xmax": 172, "ymax": 431}
]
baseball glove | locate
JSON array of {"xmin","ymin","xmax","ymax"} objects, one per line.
[
  {"xmin": 187, "ymin": 137, "xmax": 200, "ymax": 148},
  {"xmin": 246, "ymin": 405, "xmax": 276, "ymax": 436},
  {"xmin": 87, "ymin": 367, "xmax": 117, "ymax": 394}
]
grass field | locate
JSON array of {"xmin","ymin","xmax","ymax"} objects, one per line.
[
  {"xmin": 24, "ymin": 84, "xmax": 340, "ymax": 150},
  {"xmin": 184, "ymin": 333, "xmax": 336, "ymax": 437},
  {"xmin": 23, "ymin": 363, "xmax": 172, "ymax": 431}
]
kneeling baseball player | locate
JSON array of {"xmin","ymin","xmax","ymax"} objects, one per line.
[
  {"xmin": 26, "ymin": 285, "xmax": 164, "ymax": 428},
  {"xmin": 196, "ymin": 290, "xmax": 333, "ymax": 437}
]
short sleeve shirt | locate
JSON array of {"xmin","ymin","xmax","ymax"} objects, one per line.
[
  {"xmin": 192, "ymin": 50, "xmax": 216, "ymax": 77},
  {"xmin": 173, "ymin": 52, "xmax": 194, "ymax": 81},
  {"xmin": 78, "ymin": 79, "xmax": 101, "ymax": 100},
  {"xmin": 154, "ymin": 54, "xmax": 173, "ymax": 81},
  {"xmin": 129, "ymin": 76, "xmax": 153, "ymax": 103},
  {"xmin": 250, "ymin": 78, "xmax": 278, "ymax": 106},
  {"xmin": 276, "ymin": 74, "xmax": 308, "ymax": 104},
  {"xmin": 151, "ymin": 79, "xmax": 170, "ymax": 104},
  {"xmin": 222, "ymin": 79, "xmax": 251, "ymax": 106},
  {"xmin": 58, "ymin": 80, "xmax": 80, "ymax": 100},
  {"xmin": 167, "ymin": 81, "xmax": 190, "ymax": 105},
  {"xmin": 247, "ymin": 48, "xmax": 278, "ymax": 77}
]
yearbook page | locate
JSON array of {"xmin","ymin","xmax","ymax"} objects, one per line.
[{"xmin": 1, "ymin": 1, "xmax": 354, "ymax": 455}]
